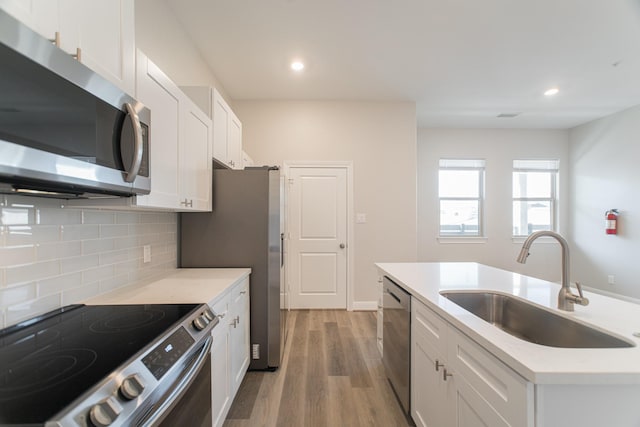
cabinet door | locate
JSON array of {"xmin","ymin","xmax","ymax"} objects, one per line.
[
  {"xmin": 0, "ymin": 0, "xmax": 59, "ymax": 40},
  {"xmin": 229, "ymin": 279, "xmax": 250, "ymax": 395},
  {"xmin": 211, "ymin": 324, "xmax": 231, "ymax": 427},
  {"xmin": 448, "ymin": 326, "xmax": 532, "ymax": 427},
  {"xmin": 227, "ymin": 113, "xmax": 243, "ymax": 169},
  {"xmin": 453, "ymin": 374, "xmax": 510, "ymax": 427},
  {"xmin": 412, "ymin": 300, "xmax": 451, "ymax": 427},
  {"xmin": 212, "ymin": 91, "xmax": 230, "ymax": 166},
  {"xmin": 58, "ymin": 0, "xmax": 135, "ymax": 94},
  {"xmin": 179, "ymin": 99, "xmax": 212, "ymax": 211},
  {"xmin": 134, "ymin": 51, "xmax": 180, "ymax": 209}
]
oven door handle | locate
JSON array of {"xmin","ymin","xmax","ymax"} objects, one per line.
[{"xmin": 142, "ymin": 336, "xmax": 212, "ymax": 426}]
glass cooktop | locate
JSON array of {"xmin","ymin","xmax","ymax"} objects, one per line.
[{"xmin": 0, "ymin": 303, "xmax": 199, "ymax": 425}]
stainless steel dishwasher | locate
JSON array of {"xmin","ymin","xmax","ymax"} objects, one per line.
[{"xmin": 382, "ymin": 276, "xmax": 412, "ymax": 420}]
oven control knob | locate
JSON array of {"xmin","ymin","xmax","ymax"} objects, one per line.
[
  {"xmin": 89, "ymin": 396, "xmax": 123, "ymax": 427},
  {"xmin": 192, "ymin": 315, "xmax": 209, "ymax": 331},
  {"xmin": 119, "ymin": 373, "xmax": 145, "ymax": 400},
  {"xmin": 203, "ymin": 308, "xmax": 215, "ymax": 321}
]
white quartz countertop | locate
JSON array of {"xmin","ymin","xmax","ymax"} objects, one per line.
[
  {"xmin": 85, "ymin": 268, "xmax": 251, "ymax": 307},
  {"xmin": 376, "ymin": 262, "xmax": 640, "ymax": 385}
]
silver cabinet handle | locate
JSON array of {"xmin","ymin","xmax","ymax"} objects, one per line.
[
  {"xmin": 72, "ymin": 47, "xmax": 82, "ymax": 61},
  {"xmin": 122, "ymin": 103, "xmax": 143, "ymax": 183},
  {"xmin": 443, "ymin": 368, "xmax": 453, "ymax": 381},
  {"xmin": 240, "ymin": 290, "xmax": 247, "ymax": 295},
  {"xmin": 339, "ymin": 243, "xmax": 346, "ymax": 249},
  {"xmin": 49, "ymin": 32, "xmax": 60, "ymax": 47}
]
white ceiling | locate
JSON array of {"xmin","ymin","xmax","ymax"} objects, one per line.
[{"xmin": 165, "ymin": 0, "xmax": 640, "ymax": 129}]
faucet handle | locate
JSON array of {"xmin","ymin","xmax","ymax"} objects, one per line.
[{"xmin": 574, "ymin": 282, "xmax": 590, "ymax": 306}]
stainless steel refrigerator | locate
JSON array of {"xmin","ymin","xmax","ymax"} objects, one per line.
[{"xmin": 179, "ymin": 166, "xmax": 284, "ymax": 370}]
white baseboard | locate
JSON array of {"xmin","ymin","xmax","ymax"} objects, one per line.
[{"xmin": 352, "ymin": 300, "xmax": 378, "ymax": 311}]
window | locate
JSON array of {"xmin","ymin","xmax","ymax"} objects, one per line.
[
  {"xmin": 512, "ymin": 159, "xmax": 558, "ymax": 236},
  {"xmin": 439, "ymin": 159, "xmax": 485, "ymax": 236}
]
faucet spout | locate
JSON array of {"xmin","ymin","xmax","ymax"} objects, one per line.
[{"xmin": 516, "ymin": 230, "xmax": 589, "ymax": 311}]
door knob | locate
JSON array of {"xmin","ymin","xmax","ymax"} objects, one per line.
[{"xmin": 339, "ymin": 243, "xmax": 346, "ymax": 249}]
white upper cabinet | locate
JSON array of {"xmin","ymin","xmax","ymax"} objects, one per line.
[
  {"xmin": 0, "ymin": 0, "xmax": 135, "ymax": 95},
  {"xmin": 135, "ymin": 51, "xmax": 180, "ymax": 210},
  {"xmin": 135, "ymin": 50, "xmax": 212, "ymax": 212},
  {"xmin": 59, "ymin": 0, "xmax": 135, "ymax": 95},
  {"xmin": 181, "ymin": 99, "xmax": 213, "ymax": 211},
  {"xmin": 0, "ymin": 0, "xmax": 60, "ymax": 41},
  {"xmin": 182, "ymin": 86, "xmax": 244, "ymax": 170}
]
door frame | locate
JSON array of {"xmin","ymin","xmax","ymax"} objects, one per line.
[{"xmin": 283, "ymin": 161, "xmax": 355, "ymax": 311}]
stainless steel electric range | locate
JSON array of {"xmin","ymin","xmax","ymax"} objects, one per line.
[{"xmin": 0, "ymin": 303, "xmax": 219, "ymax": 427}]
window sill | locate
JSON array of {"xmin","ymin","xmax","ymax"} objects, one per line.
[{"xmin": 438, "ymin": 236, "xmax": 488, "ymax": 244}]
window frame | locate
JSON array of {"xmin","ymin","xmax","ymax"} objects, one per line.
[
  {"xmin": 438, "ymin": 159, "xmax": 485, "ymax": 237},
  {"xmin": 512, "ymin": 160, "xmax": 559, "ymax": 237}
]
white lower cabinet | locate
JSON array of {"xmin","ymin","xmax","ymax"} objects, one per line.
[
  {"xmin": 411, "ymin": 297, "xmax": 533, "ymax": 427},
  {"xmin": 210, "ymin": 277, "xmax": 250, "ymax": 427}
]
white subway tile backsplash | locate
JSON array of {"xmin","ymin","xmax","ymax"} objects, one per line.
[
  {"xmin": 1, "ymin": 207, "xmax": 36, "ymax": 225},
  {"xmin": 37, "ymin": 241, "xmax": 82, "ymax": 261},
  {"xmin": 62, "ymin": 282, "xmax": 100, "ymax": 305},
  {"xmin": 0, "ymin": 245, "xmax": 36, "ymax": 267},
  {"xmin": 83, "ymin": 211, "xmax": 116, "ymax": 225},
  {"xmin": 5, "ymin": 225, "xmax": 61, "ymax": 246},
  {"xmin": 99, "ymin": 224, "xmax": 129, "ymax": 238},
  {"xmin": 61, "ymin": 224, "xmax": 100, "ymax": 241},
  {"xmin": 113, "ymin": 236, "xmax": 138, "ymax": 250},
  {"xmin": 99, "ymin": 249, "xmax": 135, "ymax": 266},
  {"xmin": 0, "ymin": 196, "xmax": 179, "ymax": 328},
  {"xmin": 99, "ymin": 274, "xmax": 130, "ymax": 293},
  {"xmin": 0, "ymin": 283, "xmax": 37, "ymax": 306},
  {"xmin": 82, "ymin": 238, "xmax": 115, "ymax": 255},
  {"xmin": 82, "ymin": 265, "xmax": 115, "ymax": 285},
  {"xmin": 37, "ymin": 208, "xmax": 82, "ymax": 225},
  {"xmin": 5, "ymin": 260, "xmax": 60, "ymax": 286},
  {"xmin": 115, "ymin": 212, "xmax": 139, "ymax": 224},
  {"xmin": 38, "ymin": 272, "xmax": 83, "ymax": 296},
  {"xmin": 60, "ymin": 254, "xmax": 100, "ymax": 274}
]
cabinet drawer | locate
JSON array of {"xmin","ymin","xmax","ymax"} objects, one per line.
[
  {"xmin": 412, "ymin": 298, "xmax": 448, "ymax": 355},
  {"xmin": 448, "ymin": 328, "xmax": 533, "ymax": 426},
  {"xmin": 231, "ymin": 278, "xmax": 249, "ymax": 305}
]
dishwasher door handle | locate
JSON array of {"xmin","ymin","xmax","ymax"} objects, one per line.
[{"xmin": 387, "ymin": 290, "xmax": 402, "ymax": 304}]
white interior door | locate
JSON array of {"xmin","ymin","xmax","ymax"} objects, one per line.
[{"xmin": 289, "ymin": 166, "xmax": 348, "ymax": 309}]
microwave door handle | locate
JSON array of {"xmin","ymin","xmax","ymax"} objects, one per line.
[{"xmin": 123, "ymin": 102, "xmax": 143, "ymax": 183}]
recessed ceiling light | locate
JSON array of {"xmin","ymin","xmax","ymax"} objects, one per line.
[
  {"xmin": 291, "ymin": 61, "xmax": 304, "ymax": 72},
  {"xmin": 544, "ymin": 87, "xmax": 559, "ymax": 96}
]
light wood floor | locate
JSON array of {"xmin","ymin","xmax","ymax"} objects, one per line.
[{"xmin": 224, "ymin": 310, "xmax": 412, "ymax": 427}]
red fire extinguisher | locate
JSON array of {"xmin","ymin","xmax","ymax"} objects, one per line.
[{"xmin": 605, "ymin": 209, "xmax": 619, "ymax": 235}]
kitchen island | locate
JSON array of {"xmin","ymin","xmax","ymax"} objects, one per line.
[{"xmin": 376, "ymin": 262, "xmax": 640, "ymax": 427}]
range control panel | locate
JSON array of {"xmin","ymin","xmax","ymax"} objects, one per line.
[{"xmin": 142, "ymin": 327, "xmax": 195, "ymax": 380}]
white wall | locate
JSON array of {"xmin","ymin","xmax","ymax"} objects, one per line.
[
  {"xmin": 569, "ymin": 105, "xmax": 640, "ymax": 298},
  {"xmin": 135, "ymin": 0, "xmax": 231, "ymax": 102},
  {"xmin": 234, "ymin": 101, "xmax": 418, "ymax": 306},
  {"xmin": 417, "ymin": 128, "xmax": 570, "ymax": 283}
]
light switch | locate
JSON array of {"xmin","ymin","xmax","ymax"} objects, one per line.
[
  {"xmin": 143, "ymin": 245, "xmax": 151, "ymax": 263},
  {"xmin": 356, "ymin": 213, "xmax": 367, "ymax": 224}
]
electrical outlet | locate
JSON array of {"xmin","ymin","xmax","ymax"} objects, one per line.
[
  {"xmin": 356, "ymin": 213, "xmax": 367, "ymax": 224},
  {"xmin": 608, "ymin": 275, "xmax": 615, "ymax": 285},
  {"xmin": 143, "ymin": 245, "xmax": 151, "ymax": 263}
]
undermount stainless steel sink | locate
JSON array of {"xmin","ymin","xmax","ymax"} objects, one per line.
[{"xmin": 440, "ymin": 291, "xmax": 634, "ymax": 348}]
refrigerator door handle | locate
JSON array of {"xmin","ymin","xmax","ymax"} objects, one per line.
[{"xmin": 280, "ymin": 233, "xmax": 285, "ymax": 267}]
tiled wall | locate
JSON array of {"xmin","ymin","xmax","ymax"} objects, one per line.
[{"xmin": 0, "ymin": 195, "xmax": 178, "ymax": 328}]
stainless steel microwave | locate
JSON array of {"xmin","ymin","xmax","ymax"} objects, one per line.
[{"xmin": 0, "ymin": 9, "xmax": 150, "ymax": 198}]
